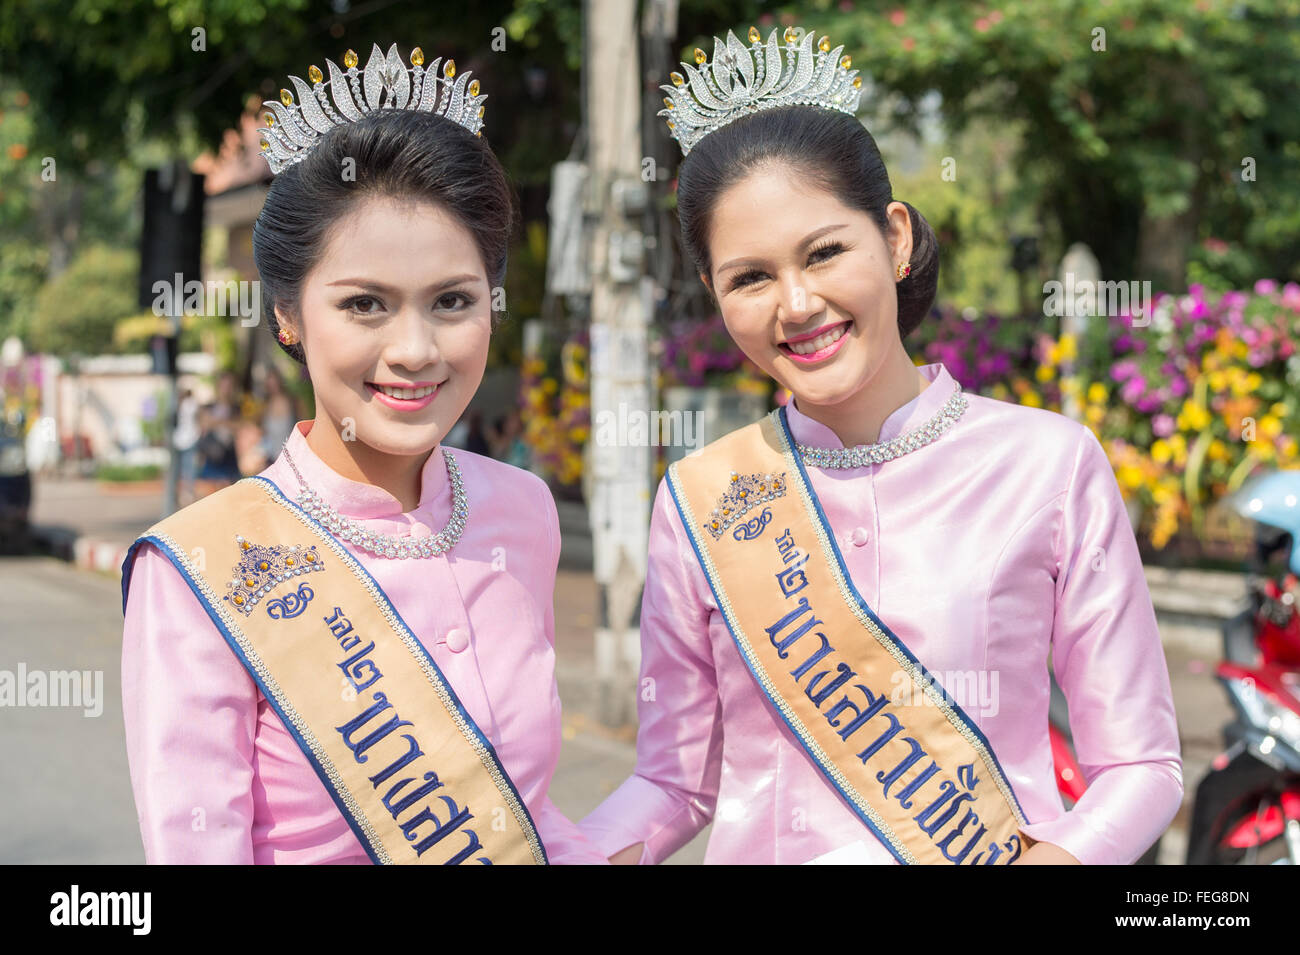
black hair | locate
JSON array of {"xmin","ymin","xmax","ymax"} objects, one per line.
[
  {"xmin": 253, "ymin": 109, "xmax": 515, "ymax": 366},
  {"xmin": 675, "ymin": 105, "xmax": 939, "ymax": 338}
]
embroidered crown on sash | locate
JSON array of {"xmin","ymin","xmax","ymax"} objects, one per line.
[
  {"xmin": 705, "ymin": 470, "xmax": 787, "ymax": 540},
  {"xmin": 223, "ymin": 534, "xmax": 325, "ymax": 617}
]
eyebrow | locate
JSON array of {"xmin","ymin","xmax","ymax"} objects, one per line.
[
  {"xmin": 716, "ymin": 223, "xmax": 849, "ymax": 274},
  {"xmin": 326, "ymin": 274, "xmax": 483, "ymax": 293}
]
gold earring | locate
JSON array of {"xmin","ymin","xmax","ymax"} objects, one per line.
[
  {"xmin": 896, "ymin": 262, "xmax": 912, "ymax": 281},
  {"xmin": 278, "ymin": 327, "xmax": 298, "ymax": 346}
]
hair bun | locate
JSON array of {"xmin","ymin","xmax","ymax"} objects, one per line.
[{"xmin": 896, "ymin": 201, "xmax": 939, "ymax": 338}]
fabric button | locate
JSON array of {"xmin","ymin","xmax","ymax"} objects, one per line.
[
  {"xmin": 444, "ymin": 627, "xmax": 469, "ymax": 653},
  {"xmin": 850, "ymin": 527, "xmax": 870, "ymax": 547}
]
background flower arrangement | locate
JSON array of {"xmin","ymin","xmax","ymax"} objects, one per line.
[
  {"xmin": 913, "ymin": 282, "xmax": 1300, "ymax": 552},
  {"xmin": 519, "ymin": 328, "xmax": 590, "ymax": 491}
]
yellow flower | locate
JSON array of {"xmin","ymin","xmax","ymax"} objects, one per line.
[
  {"xmin": 1117, "ymin": 465, "xmax": 1144, "ymax": 490},
  {"xmin": 1058, "ymin": 333, "xmax": 1077, "ymax": 362},
  {"xmin": 1020, "ymin": 390, "xmax": 1043, "ymax": 408},
  {"xmin": 1035, "ymin": 364, "xmax": 1054, "ymax": 383},
  {"xmin": 1260, "ymin": 415, "xmax": 1283, "ymax": 439},
  {"xmin": 1177, "ymin": 400, "xmax": 1211, "ymax": 432},
  {"xmin": 1088, "ymin": 382, "xmax": 1107, "ymax": 404},
  {"xmin": 1208, "ymin": 439, "xmax": 1229, "ymax": 462},
  {"xmin": 1151, "ymin": 440, "xmax": 1172, "ymax": 464},
  {"xmin": 1208, "ymin": 370, "xmax": 1227, "ymax": 392}
]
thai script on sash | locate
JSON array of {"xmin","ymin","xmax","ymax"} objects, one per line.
[
  {"xmin": 768, "ymin": 529, "xmax": 1022, "ymax": 865},
  {"xmin": 324, "ymin": 606, "xmax": 489, "ymax": 864}
]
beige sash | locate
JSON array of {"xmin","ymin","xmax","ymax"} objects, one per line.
[
  {"xmin": 667, "ymin": 408, "xmax": 1031, "ymax": 864},
  {"xmin": 121, "ymin": 475, "xmax": 546, "ymax": 865}
]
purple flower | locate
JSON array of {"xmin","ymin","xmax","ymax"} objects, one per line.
[
  {"xmin": 1121, "ymin": 377, "xmax": 1147, "ymax": 403},
  {"xmin": 1255, "ymin": 279, "xmax": 1277, "ymax": 296},
  {"xmin": 1153, "ymin": 414, "xmax": 1175, "ymax": 437},
  {"xmin": 1111, "ymin": 359, "xmax": 1139, "ymax": 382}
]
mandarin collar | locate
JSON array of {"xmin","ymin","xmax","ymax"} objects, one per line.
[
  {"xmin": 784, "ymin": 362, "xmax": 958, "ymax": 451},
  {"xmin": 274, "ymin": 420, "xmax": 450, "ymax": 521}
]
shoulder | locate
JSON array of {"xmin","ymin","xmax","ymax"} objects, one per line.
[
  {"xmin": 961, "ymin": 394, "xmax": 1097, "ymax": 483},
  {"xmin": 449, "ymin": 448, "xmax": 552, "ymax": 506}
]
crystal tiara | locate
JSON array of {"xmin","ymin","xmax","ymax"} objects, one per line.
[
  {"xmin": 257, "ymin": 42, "xmax": 488, "ymax": 175},
  {"xmin": 659, "ymin": 26, "xmax": 864, "ymax": 158}
]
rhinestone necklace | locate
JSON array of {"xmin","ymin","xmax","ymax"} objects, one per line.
[
  {"xmin": 280, "ymin": 441, "xmax": 468, "ymax": 559},
  {"xmin": 794, "ymin": 383, "xmax": 969, "ymax": 470}
]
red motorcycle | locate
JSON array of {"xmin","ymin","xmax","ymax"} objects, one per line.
[{"xmin": 1185, "ymin": 471, "xmax": 1300, "ymax": 865}]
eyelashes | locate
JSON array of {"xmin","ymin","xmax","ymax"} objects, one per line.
[
  {"xmin": 337, "ymin": 292, "xmax": 477, "ymax": 315},
  {"xmin": 727, "ymin": 240, "xmax": 848, "ymax": 290}
]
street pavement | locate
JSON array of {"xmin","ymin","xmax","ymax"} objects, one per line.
[{"xmin": 2, "ymin": 474, "xmax": 1239, "ymax": 865}]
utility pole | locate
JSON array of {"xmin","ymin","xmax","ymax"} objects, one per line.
[{"xmin": 585, "ymin": 0, "xmax": 654, "ymax": 727}]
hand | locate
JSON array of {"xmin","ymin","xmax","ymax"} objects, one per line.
[{"xmin": 608, "ymin": 842, "xmax": 645, "ymax": 865}]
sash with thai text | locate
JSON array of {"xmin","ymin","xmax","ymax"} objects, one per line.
[
  {"xmin": 666, "ymin": 408, "xmax": 1031, "ymax": 864},
  {"xmin": 120, "ymin": 476, "xmax": 546, "ymax": 865}
]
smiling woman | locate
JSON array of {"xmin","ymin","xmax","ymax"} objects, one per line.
[
  {"xmin": 118, "ymin": 44, "xmax": 607, "ymax": 865},
  {"xmin": 579, "ymin": 26, "xmax": 1183, "ymax": 866}
]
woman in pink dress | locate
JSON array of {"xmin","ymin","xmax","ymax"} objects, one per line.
[
  {"xmin": 578, "ymin": 27, "xmax": 1183, "ymax": 865},
  {"xmin": 120, "ymin": 44, "xmax": 606, "ymax": 865}
]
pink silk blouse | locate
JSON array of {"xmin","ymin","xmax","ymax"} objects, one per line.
[
  {"xmin": 578, "ymin": 362, "xmax": 1184, "ymax": 865},
  {"xmin": 121, "ymin": 419, "xmax": 608, "ymax": 864}
]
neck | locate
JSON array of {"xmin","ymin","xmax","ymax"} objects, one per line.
[
  {"xmin": 793, "ymin": 346, "xmax": 929, "ymax": 448},
  {"xmin": 303, "ymin": 417, "xmax": 431, "ymax": 513}
]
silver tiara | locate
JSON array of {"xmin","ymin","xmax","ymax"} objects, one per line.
[
  {"xmin": 257, "ymin": 43, "xmax": 488, "ymax": 175},
  {"xmin": 660, "ymin": 26, "xmax": 864, "ymax": 157}
]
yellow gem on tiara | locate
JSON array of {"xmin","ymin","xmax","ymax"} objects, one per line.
[
  {"xmin": 469, "ymin": 79, "xmax": 480, "ymax": 95},
  {"xmin": 445, "ymin": 58, "xmax": 456, "ymax": 77},
  {"xmin": 308, "ymin": 64, "xmax": 323, "ymax": 84},
  {"xmin": 657, "ymin": 26, "xmax": 864, "ymax": 158},
  {"xmin": 263, "ymin": 111, "xmax": 275, "ymax": 126},
  {"xmin": 279, "ymin": 88, "xmax": 293, "ymax": 107},
  {"xmin": 411, "ymin": 46, "xmax": 424, "ymax": 67},
  {"xmin": 343, "ymin": 48, "xmax": 358, "ymax": 68},
  {"xmin": 259, "ymin": 139, "xmax": 270, "ymax": 151}
]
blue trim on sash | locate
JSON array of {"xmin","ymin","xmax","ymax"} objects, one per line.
[
  {"xmin": 773, "ymin": 405, "xmax": 1029, "ymax": 822},
  {"xmin": 119, "ymin": 475, "xmax": 550, "ymax": 865},
  {"xmin": 665, "ymin": 470, "xmax": 909, "ymax": 864}
]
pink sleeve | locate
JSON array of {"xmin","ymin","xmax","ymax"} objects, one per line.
[
  {"xmin": 578, "ymin": 478, "xmax": 723, "ymax": 864},
  {"xmin": 1019, "ymin": 428, "xmax": 1184, "ymax": 865},
  {"xmin": 121, "ymin": 541, "xmax": 260, "ymax": 863}
]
